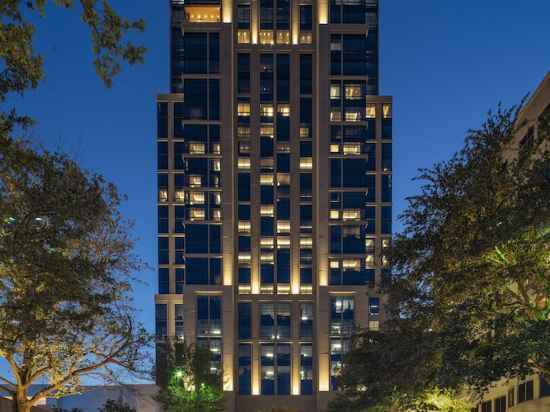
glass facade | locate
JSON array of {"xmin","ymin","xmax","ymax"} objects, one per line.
[{"xmin": 156, "ymin": 0, "xmax": 391, "ymax": 408}]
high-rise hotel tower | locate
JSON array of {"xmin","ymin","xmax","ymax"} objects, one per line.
[{"xmin": 155, "ymin": 1, "xmax": 392, "ymax": 410}]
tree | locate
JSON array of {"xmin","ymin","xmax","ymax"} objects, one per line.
[
  {"xmin": 329, "ymin": 102, "xmax": 550, "ymax": 410},
  {"xmin": 155, "ymin": 341, "xmax": 224, "ymax": 412},
  {"xmin": 0, "ymin": 140, "xmax": 150, "ymax": 412},
  {"xmin": 99, "ymin": 399, "xmax": 136, "ymax": 412},
  {"xmin": 0, "ymin": 0, "xmax": 145, "ymax": 133}
]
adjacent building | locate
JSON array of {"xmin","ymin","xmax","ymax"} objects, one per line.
[
  {"xmin": 154, "ymin": 1, "xmax": 392, "ymax": 410},
  {"xmin": 471, "ymin": 71, "xmax": 550, "ymax": 412}
]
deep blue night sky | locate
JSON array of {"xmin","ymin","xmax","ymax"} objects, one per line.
[{"xmin": 10, "ymin": 0, "xmax": 550, "ymax": 337}]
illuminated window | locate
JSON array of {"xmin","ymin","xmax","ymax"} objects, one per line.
[
  {"xmin": 175, "ymin": 190, "xmax": 185, "ymax": 202},
  {"xmin": 211, "ymin": 143, "xmax": 221, "ymax": 154},
  {"xmin": 345, "ymin": 85, "xmax": 362, "ymax": 100},
  {"xmin": 330, "ymin": 210, "xmax": 340, "ymax": 220},
  {"xmin": 159, "ymin": 189, "xmax": 168, "ymax": 202},
  {"xmin": 189, "ymin": 191, "xmax": 205, "ymax": 205},
  {"xmin": 261, "ymin": 252, "xmax": 274, "ymax": 263},
  {"xmin": 330, "ymin": 110, "xmax": 342, "ymax": 122},
  {"xmin": 365, "ymin": 238, "xmax": 375, "ymax": 250},
  {"xmin": 368, "ymin": 320, "xmax": 380, "ymax": 331},
  {"xmin": 189, "ymin": 175, "xmax": 202, "ymax": 188},
  {"xmin": 277, "ymin": 104, "xmax": 290, "ymax": 117},
  {"xmin": 330, "ymin": 144, "xmax": 340, "ymax": 154},
  {"xmin": 277, "ymin": 237, "xmax": 291, "ymax": 248},
  {"xmin": 382, "ymin": 256, "xmax": 389, "ymax": 267},
  {"xmin": 365, "ymin": 254, "xmax": 374, "ymax": 265},
  {"xmin": 276, "ymin": 31, "xmax": 290, "ymax": 44},
  {"xmin": 213, "ymin": 192, "xmax": 221, "ymax": 205},
  {"xmin": 382, "ymin": 238, "xmax": 391, "ymax": 249},
  {"xmin": 261, "ymin": 237, "xmax": 274, "ymax": 248},
  {"xmin": 189, "ymin": 143, "xmax": 205, "ymax": 154},
  {"xmin": 329, "ymin": 260, "xmax": 340, "ymax": 269},
  {"xmin": 237, "ymin": 30, "xmax": 251, "ymax": 44},
  {"xmin": 190, "ymin": 208, "xmax": 205, "ymax": 221},
  {"xmin": 330, "ymin": 85, "xmax": 341, "ymax": 99},
  {"xmin": 260, "ymin": 125, "xmax": 274, "ymax": 137},
  {"xmin": 383, "ymin": 103, "xmax": 392, "ymax": 119},
  {"xmin": 342, "ymin": 209, "xmax": 361, "ymax": 221},
  {"xmin": 343, "ymin": 143, "xmax": 361, "ymax": 155},
  {"xmin": 212, "ymin": 209, "xmax": 221, "ymax": 221},
  {"xmin": 261, "ymin": 104, "xmax": 274, "ymax": 118},
  {"xmin": 260, "ymin": 174, "xmax": 274, "ymax": 185},
  {"xmin": 366, "ymin": 104, "xmax": 376, "ymax": 119},
  {"xmin": 261, "ymin": 205, "xmax": 275, "ymax": 217},
  {"xmin": 238, "ymin": 103, "xmax": 251, "ymax": 117},
  {"xmin": 238, "ymin": 221, "xmax": 251, "ymax": 233},
  {"xmin": 277, "ymin": 143, "xmax": 291, "ymax": 152},
  {"xmin": 299, "ymin": 32, "xmax": 312, "ymax": 44},
  {"xmin": 239, "ymin": 253, "xmax": 252, "ymax": 263},
  {"xmin": 237, "ymin": 126, "xmax": 251, "ymax": 137},
  {"xmin": 277, "ymin": 173, "xmax": 290, "ymax": 186},
  {"xmin": 277, "ymin": 284, "xmax": 290, "ymax": 295},
  {"xmin": 212, "ymin": 159, "xmax": 221, "ymax": 171},
  {"xmin": 277, "ymin": 221, "xmax": 291, "ymax": 234},
  {"xmin": 259, "ymin": 30, "xmax": 274, "ymax": 45},
  {"xmin": 300, "ymin": 127, "xmax": 310, "ymax": 138},
  {"xmin": 300, "ymin": 157, "xmax": 313, "ymax": 170},
  {"xmin": 342, "ymin": 259, "xmax": 360, "ymax": 269},
  {"xmin": 344, "ymin": 110, "xmax": 361, "ymax": 122},
  {"xmin": 300, "ymin": 237, "xmax": 312, "ymax": 247},
  {"xmin": 239, "ymin": 142, "xmax": 251, "ymax": 155},
  {"xmin": 238, "ymin": 157, "xmax": 251, "ymax": 169},
  {"xmin": 184, "ymin": 5, "xmax": 221, "ymax": 23}
]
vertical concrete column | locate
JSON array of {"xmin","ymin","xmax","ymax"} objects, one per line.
[
  {"xmin": 250, "ymin": 50, "xmax": 261, "ymax": 294},
  {"xmin": 290, "ymin": 51, "xmax": 301, "ymax": 295},
  {"xmin": 223, "ymin": 288, "xmax": 235, "ymax": 391},
  {"xmin": 221, "ymin": 25, "xmax": 235, "ymax": 287}
]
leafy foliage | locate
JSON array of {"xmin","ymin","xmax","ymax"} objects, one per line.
[
  {"xmin": 0, "ymin": 0, "xmax": 146, "ymax": 132},
  {"xmin": 155, "ymin": 342, "xmax": 224, "ymax": 412},
  {"xmin": 99, "ymin": 399, "xmax": 136, "ymax": 412},
  {"xmin": 0, "ymin": 140, "xmax": 150, "ymax": 412},
  {"xmin": 329, "ymin": 102, "xmax": 550, "ymax": 410}
]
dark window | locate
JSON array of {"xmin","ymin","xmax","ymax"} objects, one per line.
[
  {"xmin": 238, "ymin": 344, "xmax": 252, "ymax": 394},
  {"xmin": 300, "ymin": 303, "xmax": 313, "ymax": 338},
  {"xmin": 382, "ymin": 206, "xmax": 392, "ymax": 234},
  {"xmin": 155, "ymin": 304, "xmax": 168, "ymax": 338},
  {"xmin": 541, "ymin": 376, "xmax": 550, "ymax": 398},
  {"xmin": 518, "ymin": 380, "xmax": 534, "ymax": 403},
  {"xmin": 382, "ymin": 143, "xmax": 392, "ymax": 171},
  {"xmin": 260, "ymin": 54, "xmax": 274, "ymax": 102},
  {"xmin": 174, "ymin": 237, "xmax": 185, "ymax": 264},
  {"xmin": 277, "ymin": 250, "xmax": 291, "ymax": 283},
  {"xmin": 158, "ymin": 237, "xmax": 169, "ymax": 265},
  {"xmin": 481, "ymin": 401, "xmax": 491, "ymax": 412},
  {"xmin": 186, "ymin": 225, "xmax": 209, "ymax": 254},
  {"xmin": 276, "ymin": 0, "xmax": 290, "ymax": 29},
  {"xmin": 238, "ymin": 173, "xmax": 251, "ymax": 201},
  {"xmin": 157, "ymin": 102, "xmax": 168, "ymax": 139},
  {"xmin": 158, "ymin": 206, "xmax": 169, "ymax": 234},
  {"xmin": 260, "ymin": 0, "xmax": 274, "ymax": 29},
  {"xmin": 276, "ymin": 54, "xmax": 290, "ymax": 102},
  {"xmin": 300, "ymin": 54, "xmax": 312, "ymax": 95},
  {"xmin": 175, "ymin": 268, "xmax": 184, "ymax": 293},
  {"xmin": 369, "ymin": 297, "xmax": 380, "ymax": 315},
  {"xmin": 382, "ymin": 174, "xmax": 392, "ymax": 202},
  {"xmin": 186, "ymin": 258, "xmax": 209, "ymax": 284},
  {"xmin": 238, "ymin": 302, "xmax": 252, "ymax": 340},
  {"xmin": 238, "ymin": 54, "xmax": 251, "ymax": 94},
  {"xmin": 158, "ymin": 142, "xmax": 168, "ymax": 170},
  {"xmin": 300, "ymin": 344, "xmax": 313, "ymax": 395},
  {"xmin": 158, "ymin": 268, "xmax": 169, "ymax": 294},
  {"xmin": 299, "ymin": 5, "xmax": 312, "ymax": 30},
  {"xmin": 495, "ymin": 396, "xmax": 506, "ymax": 412},
  {"xmin": 300, "ymin": 97, "xmax": 312, "ymax": 123}
]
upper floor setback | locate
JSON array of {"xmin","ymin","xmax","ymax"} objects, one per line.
[{"xmin": 169, "ymin": 0, "xmax": 378, "ymax": 41}]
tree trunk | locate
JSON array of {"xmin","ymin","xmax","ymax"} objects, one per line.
[{"xmin": 15, "ymin": 390, "xmax": 32, "ymax": 412}]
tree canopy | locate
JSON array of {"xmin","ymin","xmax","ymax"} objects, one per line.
[
  {"xmin": 155, "ymin": 342, "xmax": 224, "ymax": 412},
  {"xmin": 0, "ymin": 140, "xmax": 149, "ymax": 412},
  {"xmin": 329, "ymin": 102, "xmax": 550, "ymax": 411}
]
